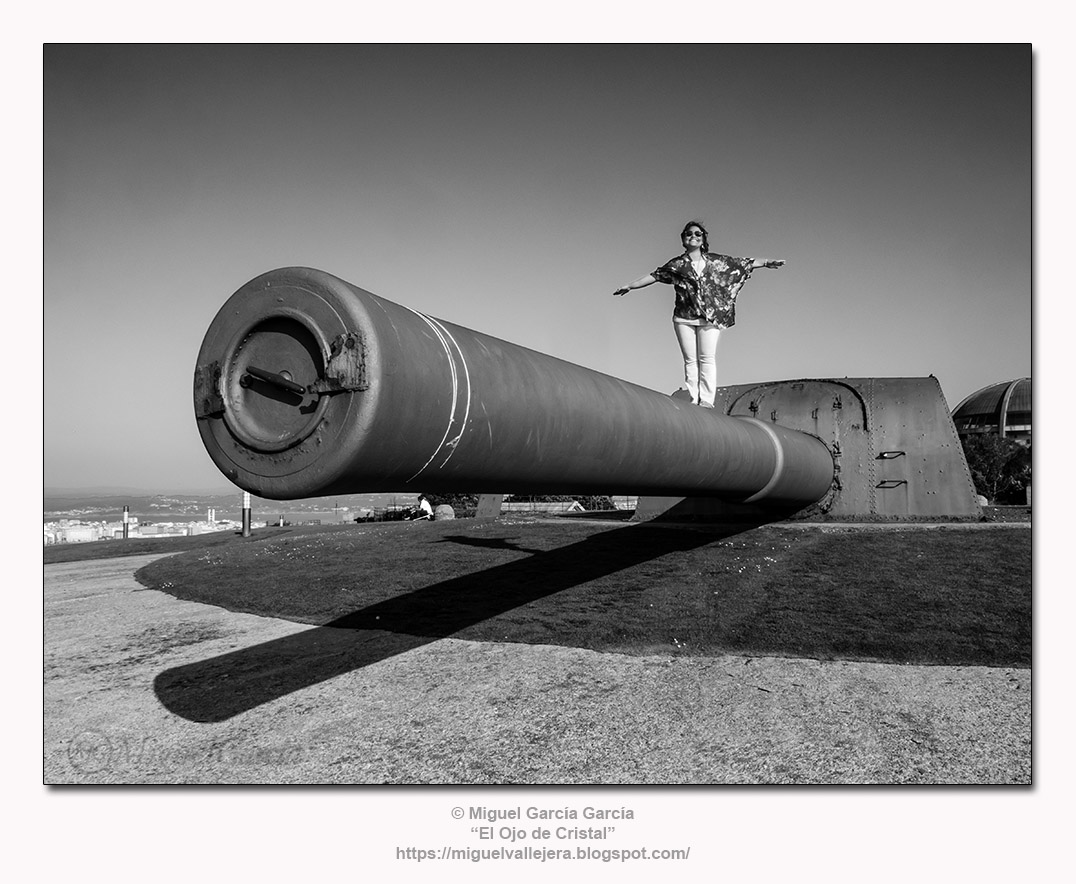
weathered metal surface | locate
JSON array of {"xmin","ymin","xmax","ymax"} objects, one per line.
[
  {"xmin": 726, "ymin": 379, "xmax": 873, "ymax": 516},
  {"xmin": 195, "ymin": 267, "xmax": 835, "ymax": 504},
  {"xmin": 308, "ymin": 332, "xmax": 368, "ymax": 395},
  {"xmin": 193, "ymin": 361, "xmax": 224, "ymax": 419},
  {"xmin": 475, "ymin": 494, "xmax": 505, "ymax": 519}
]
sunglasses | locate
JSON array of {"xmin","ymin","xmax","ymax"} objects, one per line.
[{"xmin": 683, "ymin": 230, "xmax": 704, "ymax": 238}]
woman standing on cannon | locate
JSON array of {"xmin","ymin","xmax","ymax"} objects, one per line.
[{"xmin": 613, "ymin": 220, "xmax": 785, "ymax": 408}]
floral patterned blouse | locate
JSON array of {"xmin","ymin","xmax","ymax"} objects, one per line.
[{"xmin": 652, "ymin": 252, "xmax": 756, "ymax": 328}]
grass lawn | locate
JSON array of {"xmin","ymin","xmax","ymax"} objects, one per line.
[
  {"xmin": 43, "ymin": 528, "xmax": 270, "ymax": 563},
  {"xmin": 131, "ymin": 518, "xmax": 1031, "ymax": 668}
]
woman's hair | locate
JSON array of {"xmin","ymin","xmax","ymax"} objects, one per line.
[{"xmin": 680, "ymin": 220, "xmax": 710, "ymax": 254}]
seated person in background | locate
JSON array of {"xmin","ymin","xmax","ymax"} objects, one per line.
[{"xmin": 410, "ymin": 494, "xmax": 434, "ymax": 520}]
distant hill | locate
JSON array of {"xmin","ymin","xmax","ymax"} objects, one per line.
[
  {"xmin": 44, "ymin": 485, "xmax": 236, "ymax": 498},
  {"xmin": 43, "ymin": 489, "xmax": 414, "ymax": 522}
]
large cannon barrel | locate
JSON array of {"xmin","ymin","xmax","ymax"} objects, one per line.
[{"xmin": 194, "ymin": 267, "xmax": 835, "ymax": 505}]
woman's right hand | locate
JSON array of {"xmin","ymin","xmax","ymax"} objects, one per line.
[{"xmin": 615, "ymin": 274, "xmax": 655, "ymax": 296}]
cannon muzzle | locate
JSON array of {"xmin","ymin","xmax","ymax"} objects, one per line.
[{"xmin": 194, "ymin": 267, "xmax": 835, "ymax": 505}]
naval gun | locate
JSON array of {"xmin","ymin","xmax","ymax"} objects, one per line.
[{"xmin": 194, "ymin": 267, "xmax": 836, "ymax": 510}]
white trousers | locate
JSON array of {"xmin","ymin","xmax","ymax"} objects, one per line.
[{"xmin": 673, "ymin": 322, "xmax": 721, "ymax": 407}]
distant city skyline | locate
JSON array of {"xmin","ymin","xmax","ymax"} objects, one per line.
[{"xmin": 45, "ymin": 45, "xmax": 1032, "ymax": 491}]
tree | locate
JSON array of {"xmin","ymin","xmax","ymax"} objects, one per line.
[
  {"xmin": 1003, "ymin": 443, "xmax": 1032, "ymax": 502},
  {"xmin": 505, "ymin": 494, "xmax": 617, "ymax": 510},
  {"xmin": 576, "ymin": 495, "xmax": 617, "ymax": 511},
  {"xmin": 961, "ymin": 435, "xmax": 1031, "ymax": 503}
]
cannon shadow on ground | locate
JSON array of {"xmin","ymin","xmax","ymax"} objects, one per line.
[{"xmin": 153, "ymin": 520, "xmax": 771, "ymax": 723}]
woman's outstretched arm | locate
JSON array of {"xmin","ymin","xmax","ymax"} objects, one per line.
[
  {"xmin": 751, "ymin": 258, "xmax": 786, "ymax": 269},
  {"xmin": 613, "ymin": 274, "xmax": 657, "ymax": 296}
]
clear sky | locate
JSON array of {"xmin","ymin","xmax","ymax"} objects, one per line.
[{"xmin": 44, "ymin": 44, "xmax": 1032, "ymax": 492}]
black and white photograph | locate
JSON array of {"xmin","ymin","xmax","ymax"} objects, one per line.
[{"xmin": 32, "ymin": 31, "xmax": 1063, "ymax": 881}]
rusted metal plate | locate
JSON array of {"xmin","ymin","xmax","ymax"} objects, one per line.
[
  {"xmin": 193, "ymin": 361, "xmax": 224, "ymax": 419},
  {"xmin": 309, "ymin": 332, "xmax": 368, "ymax": 394}
]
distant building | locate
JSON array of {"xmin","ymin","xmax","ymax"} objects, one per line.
[
  {"xmin": 500, "ymin": 500, "xmax": 586, "ymax": 514},
  {"xmin": 60, "ymin": 526, "xmax": 98, "ymax": 543},
  {"xmin": 140, "ymin": 525, "xmax": 189, "ymax": 537},
  {"xmin": 189, "ymin": 522, "xmax": 235, "ymax": 535},
  {"xmin": 275, "ymin": 510, "xmax": 353, "ymax": 526},
  {"xmin": 952, "ymin": 378, "xmax": 1031, "ymax": 446}
]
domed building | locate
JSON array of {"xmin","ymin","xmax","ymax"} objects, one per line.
[{"xmin": 952, "ymin": 378, "xmax": 1031, "ymax": 446}]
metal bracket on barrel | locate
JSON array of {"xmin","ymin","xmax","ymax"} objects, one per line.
[
  {"xmin": 308, "ymin": 332, "xmax": 369, "ymax": 395},
  {"xmin": 194, "ymin": 361, "xmax": 224, "ymax": 418}
]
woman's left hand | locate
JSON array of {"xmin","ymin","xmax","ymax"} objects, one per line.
[{"xmin": 762, "ymin": 259, "xmax": 785, "ymax": 269}]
